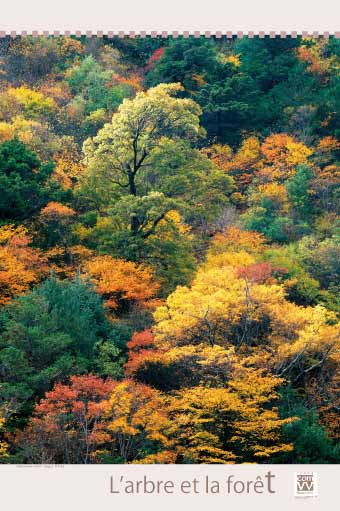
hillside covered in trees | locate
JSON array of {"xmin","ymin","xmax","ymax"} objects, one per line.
[{"xmin": 0, "ymin": 35, "xmax": 339, "ymax": 464}]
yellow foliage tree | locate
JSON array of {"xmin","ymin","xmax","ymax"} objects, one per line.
[
  {"xmin": 104, "ymin": 379, "xmax": 169, "ymax": 462},
  {"xmin": 6, "ymin": 86, "xmax": 57, "ymax": 120},
  {"xmin": 210, "ymin": 226, "xmax": 267, "ymax": 255},
  {"xmin": 153, "ymin": 239, "xmax": 340, "ymax": 386},
  {"xmin": 0, "ymin": 414, "xmax": 9, "ymax": 459},
  {"xmin": 167, "ymin": 366, "xmax": 294, "ymax": 463}
]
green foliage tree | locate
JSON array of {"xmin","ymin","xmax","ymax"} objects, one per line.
[
  {"xmin": 145, "ymin": 38, "xmax": 218, "ymax": 91},
  {"xmin": 0, "ymin": 275, "xmax": 121, "ymax": 423},
  {"xmin": 66, "ymin": 55, "xmax": 135, "ymax": 115},
  {"xmin": 274, "ymin": 390, "xmax": 340, "ymax": 463},
  {"xmin": 242, "ymin": 197, "xmax": 292, "ymax": 243},
  {"xmin": 0, "ymin": 138, "xmax": 68, "ymax": 222},
  {"xmin": 81, "ymin": 83, "xmax": 232, "ymax": 282},
  {"xmin": 286, "ymin": 164, "xmax": 314, "ymax": 224}
]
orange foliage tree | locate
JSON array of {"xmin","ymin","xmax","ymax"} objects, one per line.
[
  {"xmin": 16, "ymin": 375, "xmax": 115, "ymax": 463},
  {"xmin": 204, "ymin": 134, "xmax": 312, "ymax": 196},
  {"xmin": 84, "ymin": 255, "xmax": 159, "ymax": 313},
  {"xmin": 0, "ymin": 224, "xmax": 46, "ymax": 305}
]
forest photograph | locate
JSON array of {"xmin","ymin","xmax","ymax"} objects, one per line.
[{"xmin": 0, "ymin": 34, "xmax": 339, "ymax": 464}]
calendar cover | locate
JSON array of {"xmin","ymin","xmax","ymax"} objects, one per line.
[{"xmin": 0, "ymin": 1, "xmax": 339, "ymax": 507}]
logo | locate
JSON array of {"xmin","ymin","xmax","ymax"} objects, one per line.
[{"xmin": 294, "ymin": 472, "xmax": 318, "ymax": 498}]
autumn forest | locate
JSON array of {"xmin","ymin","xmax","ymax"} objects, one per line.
[{"xmin": 0, "ymin": 35, "xmax": 339, "ymax": 464}]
